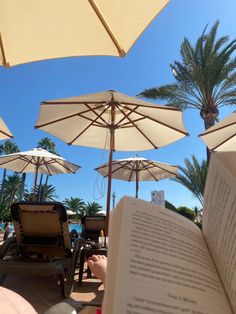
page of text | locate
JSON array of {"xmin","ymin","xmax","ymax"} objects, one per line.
[
  {"xmin": 203, "ymin": 152, "xmax": 236, "ymax": 313},
  {"xmin": 103, "ymin": 197, "xmax": 232, "ymax": 314}
]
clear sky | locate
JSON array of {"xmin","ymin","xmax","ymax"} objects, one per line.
[{"xmin": 0, "ymin": 0, "xmax": 236, "ymax": 211}]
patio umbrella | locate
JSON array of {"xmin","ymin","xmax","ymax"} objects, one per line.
[
  {"xmin": 0, "ymin": 147, "xmax": 80, "ymax": 195},
  {"xmin": 66, "ymin": 209, "xmax": 76, "ymax": 216},
  {"xmin": 95, "ymin": 156, "xmax": 178, "ymax": 198},
  {"xmin": 0, "ymin": 0, "xmax": 170, "ymax": 67},
  {"xmin": 0, "ymin": 117, "xmax": 13, "ymax": 140},
  {"xmin": 35, "ymin": 90, "xmax": 188, "ymax": 233},
  {"xmin": 199, "ymin": 111, "xmax": 236, "ymax": 151}
]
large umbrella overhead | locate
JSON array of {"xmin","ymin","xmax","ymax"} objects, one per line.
[
  {"xmin": 0, "ymin": 0, "xmax": 170, "ymax": 67},
  {"xmin": 199, "ymin": 111, "xmax": 236, "ymax": 151},
  {"xmin": 35, "ymin": 90, "xmax": 188, "ymax": 233},
  {"xmin": 0, "ymin": 117, "xmax": 13, "ymax": 140},
  {"xmin": 95, "ymin": 156, "xmax": 178, "ymax": 198},
  {"xmin": 0, "ymin": 147, "xmax": 80, "ymax": 195}
]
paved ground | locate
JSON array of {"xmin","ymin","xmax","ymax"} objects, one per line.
[
  {"xmin": 0, "ymin": 234, "xmax": 104, "ymax": 314},
  {"xmin": 3, "ymin": 271, "xmax": 104, "ymax": 313}
]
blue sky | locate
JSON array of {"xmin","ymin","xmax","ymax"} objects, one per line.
[{"xmin": 0, "ymin": 0, "xmax": 236, "ymax": 210}]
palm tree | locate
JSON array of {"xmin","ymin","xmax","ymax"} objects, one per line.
[
  {"xmin": 0, "ymin": 141, "xmax": 20, "ymax": 200},
  {"xmin": 139, "ymin": 21, "xmax": 236, "ymax": 160},
  {"xmin": 63, "ymin": 197, "xmax": 85, "ymax": 218},
  {"xmin": 37, "ymin": 184, "xmax": 58, "ymax": 202},
  {"xmin": 173, "ymin": 155, "xmax": 207, "ymax": 206},
  {"xmin": 24, "ymin": 184, "xmax": 58, "ymax": 202},
  {"xmin": 3, "ymin": 173, "xmax": 22, "ymax": 207},
  {"xmin": 19, "ymin": 172, "xmax": 26, "ymax": 201},
  {"xmin": 37, "ymin": 137, "xmax": 57, "ymax": 154},
  {"xmin": 84, "ymin": 201, "xmax": 102, "ymax": 216}
]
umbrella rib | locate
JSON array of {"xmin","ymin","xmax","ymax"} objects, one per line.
[
  {"xmin": 0, "ymin": 155, "xmax": 34, "ymax": 168},
  {"xmin": 120, "ymin": 117, "xmax": 146, "ymax": 128},
  {"xmin": 114, "ymin": 104, "xmax": 139, "ymax": 127},
  {"xmin": 35, "ymin": 104, "xmax": 106, "ymax": 128},
  {"xmin": 47, "ymin": 158, "xmax": 79, "ymax": 169},
  {"xmin": 88, "ymin": 0, "xmax": 126, "ymax": 57},
  {"xmin": 54, "ymin": 160, "xmax": 77, "ymax": 173},
  {"xmin": 0, "ymin": 156, "xmax": 20, "ymax": 166},
  {"xmin": 95, "ymin": 160, "xmax": 123, "ymax": 171},
  {"xmin": 128, "ymin": 161, "xmax": 136, "ymax": 182},
  {"xmin": 211, "ymin": 133, "xmax": 236, "ymax": 151},
  {"xmin": 123, "ymin": 105, "xmax": 188, "ymax": 136},
  {"xmin": 118, "ymin": 106, "xmax": 158, "ymax": 148},
  {"xmin": 0, "ymin": 129, "xmax": 13, "ymax": 138},
  {"xmin": 111, "ymin": 161, "xmax": 133, "ymax": 177},
  {"xmin": 18, "ymin": 157, "xmax": 35, "ymax": 173},
  {"xmin": 147, "ymin": 160, "xmax": 178, "ymax": 177},
  {"xmin": 139, "ymin": 160, "xmax": 159, "ymax": 181},
  {"xmin": 0, "ymin": 32, "xmax": 10, "ymax": 67},
  {"xmin": 69, "ymin": 105, "xmax": 109, "ymax": 144},
  {"xmin": 199, "ymin": 121, "xmax": 236, "ymax": 136},
  {"xmin": 121, "ymin": 101, "xmax": 182, "ymax": 111},
  {"xmin": 84, "ymin": 103, "xmax": 110, "ymax": 126}
]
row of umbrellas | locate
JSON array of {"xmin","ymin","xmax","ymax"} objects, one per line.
[
  {"xmin": 1, "ymin": 91, "xmax": 236, "ymax": 233},
  {"xmin": 0, "ymin": 90, "xmax": 187, "ymax": 234},
  {"xmin": 0, "ymin": 149, "xmax": 178, "ymax": 198}
]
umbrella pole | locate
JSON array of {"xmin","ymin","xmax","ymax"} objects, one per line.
[
  {"xmin": 105, "ymin": 129, "xmax": 114, "ymax": 237},
  {"xmin": 33, "ymin": 165, "xmax": 39, "ymax": 199},
  {"xmin": 105, "ymin": 102, "xmax": 116, "ymax": 237},
  {"xmin": 135, "ymin": 171, "xmax": 139, "ymax": 198}
]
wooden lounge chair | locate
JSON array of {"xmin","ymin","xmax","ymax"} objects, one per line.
[
  {"xmin": 0, "ymin": 202, "xmax": 84, "ymax": 297},
  {"xmin": 80, "ymin": 215, "xmax": 106, "ymax": 241},
  {"xmin": 79, "ymin": 215, "xmax": 107, "ymax": 286}
]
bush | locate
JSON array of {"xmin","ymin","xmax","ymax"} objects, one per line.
[
  {"xmin": 0, "ymin": 204, "xmax": 11, "ymax": 222},
  {"xmin": 177, "ymin": 206, "xmax": 195, "ymax": 221}
]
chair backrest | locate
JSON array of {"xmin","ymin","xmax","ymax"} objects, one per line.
[
  {"xmin": 81, "ymin": 215, "xmax": 106, "ymax": 241},
  {"xmin": 11, "ymin": 202, "xmax": 71, "ymax": 257}
]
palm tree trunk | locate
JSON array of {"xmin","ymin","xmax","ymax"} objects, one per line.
[
  {"xmin": 45, "ymin": 175, "xmax": 49, "ymax": 186},
  {"xmin": 37, "ymin": 173, "xmax": 44, "ymax": 201},
  {"xmin": 0, "ymin": 169, "xmax": 7, "ymax": 202},
  {"xmin": 204, "ymin": 116, "xmax": 216, "ymax": 166},
  {"xmin": 41, "ymin": 175, "xmax": 49, "ymax": 201},
  {"xmin": 8, "ymin": 192, "xmax": 14, "ymax": 208},
  {"xmin": 39, "ymin": 174, "xmax": 43, "ymax": 186},
  {"xmin": 19, "ymin": 173, "xmax": 26, "ymax": 201}
]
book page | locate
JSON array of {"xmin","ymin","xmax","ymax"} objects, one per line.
[
  {"xmin": 203, "ymin": 152, "xmax": 236, "ymax": 313},
  {"xmin": 103, "ymin": 197, "xmax": 232, "ymax": 314}
]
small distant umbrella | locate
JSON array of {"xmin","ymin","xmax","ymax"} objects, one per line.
[
  {"xmin": 0, "ymin": 0, "xmax": 170, "ymax": 67},
  {"xmin": 0, "ymin": 148, "xmax": 80, "ymax": 195},
  {"xmin": 66, "ymin": 210, "xmax": 76, "ymax": 216},
  {"xmin": 199, "ymin": 111, "xmax": 236, "ymax": 151},
  {"xmin": 95, "ymin": 156, "xmax": 178, "ymax": 198},
  {"xmin": 35, "ymin": 90, "xmax": 188, "ymax": 233},
  {"xmin": 0, "ymin": 117, "xmax": 13, "ymax": 140}
]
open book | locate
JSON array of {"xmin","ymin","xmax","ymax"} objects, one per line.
[{"xmin": 103, "ymin": 152, "xmax": 236, "ymax": 314}]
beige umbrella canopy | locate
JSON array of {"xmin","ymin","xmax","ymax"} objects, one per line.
[
  {"xmin": 0, "ymin": 117, "xmax": 13, "ymax": 140},
  {"xmin": 35, "ymin": 90, "xmax": 188, "ymax": 233},
  {"xmin": 0, "ymin": 147, "xmax": 80, "ymax": 195},
  {"xmin": 199, "ymin": 111, "xmax": 236, "ymax": 151},
  {"xmin": 0, "ymin": 0, "xmax": 170, "ymax": 67},
  {"xmin": 95, "ymin": 156, "xmax": 178, "ymax": 198}
]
